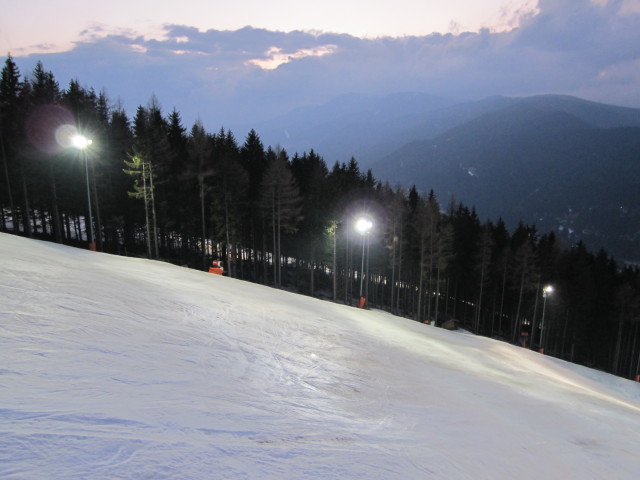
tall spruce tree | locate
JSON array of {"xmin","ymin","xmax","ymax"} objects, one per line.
[
  {"xmin": 474, "ymin": 222, "xmax": 494, "ymax": 333},
  {"xmin": 510, "ymin": 224, "xmax": 539, "ymax": 343},
  {"xmin": 260, "ymin": 148, "xmax": 302, "ymax": 287},
  {"xmin": 290, "ymin": 149, "xmax": 330, "ymax": 296},
  {"xmin": 210, "ymin": 129, "xmax": 247, "ymax": 278},
  {"xmin": 0, "ymin": 55, "xmax": 22, "ymax": 233},
  {"xmin": 186, "ymin": 120, "xmax": 214, "ymax": 268},
  {"xmin": 240, "ymin": 129, "xmax": 267, "ymax": 281},
  {"xmin": 123, "ymin": 148, "xmax": 157, "ymax": 258},
  {"xmin": 103, "ymin": 105, "xmax": 134, "ymax": 253}
]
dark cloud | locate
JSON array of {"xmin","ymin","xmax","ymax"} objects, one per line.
[{"xmin": 13, "ymin": 0, "xmax": 640, "ymax": 130}]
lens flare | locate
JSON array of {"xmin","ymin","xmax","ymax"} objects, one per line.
[
  {"xmin": 55, "ymin": 124, "xmax": 78, "ymax": 149},
  {"xmin": 26, "ymin": 104, "xmax": 75, "ymax": 154}
]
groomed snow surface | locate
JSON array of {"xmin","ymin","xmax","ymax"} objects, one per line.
[{"xmin": 2, "ymin": 233, "xmax": 640, "ymax": 479}]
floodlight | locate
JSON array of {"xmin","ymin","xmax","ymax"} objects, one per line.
[
  {"xmin": 72, "ymin": 135, "xmax": 92, "ymax": 150},
  {"xmin": 355, "ymin": 217, "xmax": 373, "ymax": 235}
]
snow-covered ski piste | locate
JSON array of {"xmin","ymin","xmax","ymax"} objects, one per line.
[{"xmin": 2, "ymin": 232, "xmax": 640, "ymax": 479}]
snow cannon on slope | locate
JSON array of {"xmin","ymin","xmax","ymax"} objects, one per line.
[{"xmin": 209, "ymin": 260, "xmax": 224, "ymax": 275}]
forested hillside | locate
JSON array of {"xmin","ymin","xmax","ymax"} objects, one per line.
[{"xmin": 1, "ymin": 56, "xmax": 639, "ymax": 379}]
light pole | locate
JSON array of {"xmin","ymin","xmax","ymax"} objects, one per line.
[
  {"xmin": 72, "ymin": 135, "xmax": 95, "ymax": 251},
  {"xmin": 355, "ymin": 216, "xmax": 373, "ymax": 308},
  {"xmin": 539, "ymin": 284, "xmax": 554, "ymax": 354}
]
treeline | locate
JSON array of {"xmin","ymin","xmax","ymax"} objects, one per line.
[{"xmin": 1, "ymin": 56, "xmax": 639, "ymax": 379}]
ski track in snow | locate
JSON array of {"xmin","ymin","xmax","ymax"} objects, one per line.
[{"xmin": 1, "ymin": 233, "xmax": 640, "ymax": 479}]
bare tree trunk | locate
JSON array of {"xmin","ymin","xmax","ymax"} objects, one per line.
[
  {"xmin": 271, "ymin": 193, "xmax": 277, "ymax": 286},
  {"xmin": 142, "ymin": 162, "xmax": 151, "ymax": 258},
  {"xmin": 1, "ymin": 136, "xmax": 18, "ymax": 233},
  {"xmin": 427, "ymin": 233, "xmax": 434, "ymax": 322},
  {"xmin": 223, "ymin": 185, "xmax": 233, "ymax": 278},
  {"xmin": 21, "ymin": 164, "xmax": 32, "ymax": 237},
  {"xmin": 561, "ymin": 309, "xmax": 570, "ymax": 358},
  {"xmin": 530, "ymin": 279, "xmax": 541, "ymax": 349},
  {"xmin": 434, "ymin": 268, "xmax": 441, "ymax": 322},
  {"xmin": 310, "ymin": 253, "xmax": 315, "ymax": 297},
  {"xmin": 499, "ymin": 260, "xmax": 507, "ymax": 337},
  {"xmin": 199, "ymin": 174, "xmax": 206, "ymax": 267},
  {"xmin": 491, "ymin": 294, "xmax": 497, "ymax": 337},
  {"xmin": 344, "ymin": 231, "xmax": 349, "ymax": 304},
  {"xmin": 148, "ymin": 163, "xmax": 158, "ymax": 259},
  {"xmin": 396, "ymin": 234, "xmax": 403, "ymax": 314},
  {"xmin": 628, "ymin": 321, "xmax": 639, "ymax": 378},
  {"xmin": 365, "ymin": 236, "xmax": 370, "ymax": 302},
  {"xmin": 90, "ymin": 161, "xmax": 103, "ymax": 251},
  {"xmin": 476, "ymin": 266, "xmax": 486, "ymax": 333},
  {"xmin": 390, "ymin": 231, "xmax": 397, "ymax": 313},
  {"xmin": 612, "ymin": 310, "xmax": 625, "ymax": 374},
  {"xmin": 417, "ymin": 235, "xmax": 425, "ymax": 322},
  {"xmin": 513, "ymin": 269, "xmax": 526, "ymax": 343},
  {"xmin": 332, "ymin": 223, "xmax": 337, "ymax": 302},
  {"xmin": 48, "ymin": 160, "xmax": 62, "ymax": 243},
  {"xmin": 277, "ymin": 196, "xmax": 282, "ymax": 287}
]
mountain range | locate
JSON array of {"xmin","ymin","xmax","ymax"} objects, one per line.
[{"xmin": 245, "ymin": 93, "xmax": 640, "ymax": 263}]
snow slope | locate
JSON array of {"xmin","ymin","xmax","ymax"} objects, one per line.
[{"xmin": 1, "ymin": 232, "xmax": 640, "ymax": 479}]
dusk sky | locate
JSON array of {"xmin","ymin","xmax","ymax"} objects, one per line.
[
  {"xmin": 2, "ymin": 0, "xmax": 539, "ymax": 54},
  {"xmin": 3, "ymin": 0, "xmax": 640, "ymax": 131}
]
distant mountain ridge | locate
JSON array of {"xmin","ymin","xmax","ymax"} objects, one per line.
[
  {"xmin": 248, "ymin": 92, "xmax": 640, "ymax": 262},
  {"xmin": 247, "ymin": 92, "xmax": 640, "ymax": 166},
  {"xmin": 372, "ymin": 96, "xmax": 640, "ymax": 262},
  {"xmin": 239, "ymin": 92, "xmax": 458, "ymax": 165}
]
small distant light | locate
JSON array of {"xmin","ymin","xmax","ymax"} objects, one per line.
[{"xmin": 543, "ymin": 285, "xmax": 554, "ymax": 296}]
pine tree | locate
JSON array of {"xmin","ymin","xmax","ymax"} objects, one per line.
[
  {"xmin": 290, "ymin": 149, "xmax": 330, "ymax": 296},
  {"xmin": 0, "ymin": 55, "xmax": 22, "ymax": 233},
  {"xmin": 26, "ymin": 62, "xmax": 65, "ymax": 242},
  {"xmin": 103, "ymin": 104, "xmax": 134, "ymax": 252},
  {"xmin": 474, "ymin": 222, "xmax": 494, "ymax": 333},
  {"xmin": 130, "ymin": 98, "xmax": 172, "ymax": 255},
  {"xmin": 414, "ymin": 195, "xmax": 439, "ymax": 322},
  {"xmin": 62, "ymin": 79, "xmax": 107, "ymax": 249},
  {"xmin": 381, "ymin": 184, "xmax": 405, "ymax": 313},
  {"xmin": 210, "ymin": 129, "xmax": 247, "ymax": 278},
  {"xmin": 240, "ymin": 129, "xmax": 267, "ymax": 280},
  {"xmin": 260, "ymin": 148, "xmax": 302, "ymax": 287},
  {"xmin": 186, "ymin": 120, "xmax": 213, "ymax": 268},
  {"xmin": 510, "ymin": 224, "xmax": 539, "ymax": 343},
  {"xmin": 123, "ymin": 147, "xmax": 158, "ymax": 258},
  {"xmin": 165, "ymin": 108, "xmax": 189, "ymax": 239},
  {"xmin": 433, "ymin": 221, "xmax": 454, "ymax": 323}
]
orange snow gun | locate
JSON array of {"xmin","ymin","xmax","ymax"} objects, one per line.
[{"xmin": 209, "ymin": 260, "xmax": 224, "ymax": 275}]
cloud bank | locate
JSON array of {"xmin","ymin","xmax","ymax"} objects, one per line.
[{"xmin": 13, "ymin": 0, "xmax": 640, "ymax": 130}]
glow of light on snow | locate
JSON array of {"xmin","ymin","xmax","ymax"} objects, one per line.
[{"xmin": 1, "ymin": 232, "xmax": 640, "ymax": 479}]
